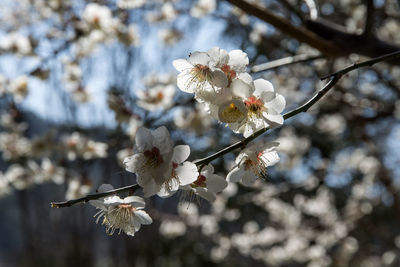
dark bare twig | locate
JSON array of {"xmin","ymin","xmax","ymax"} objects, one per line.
[
  {"xmin": 320, "ymin": 50, "xmax": 400, "ymax": 80},
  {"xmin": 51, "ymin": 184, "xmax": 140, "ymax": 208}
]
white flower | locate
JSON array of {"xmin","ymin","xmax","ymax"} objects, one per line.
[
  {"xmin": 207, "ymin": 47, "xmax": 249, "ymax": 84},
  {"xmin": 190, "ymin": 0, "xmax": 216, "ymax": 18},
  {"xmin": 82, "ymin": 3, "xmax": 116, "ymax": 33},
  {"xmin": 158, "ymin": 28, "xmax": 182, "ymax": 45},
  {"xmin": 117, "ymin": 0, "xmax": 146, "ymax": 9},
  {"xmin": 124, "ymin": 126, "xmax": 174, "ymax": 196},
  {"xmin": 173, "ymin": 52, "xmax": 228, "ymax": 94},
  {"xmin": 159, "ymin": 220, "xmax": 187, "ymax": 239},
  {"xmin": 8, "ymin": 76, "xmax": 29, "ymax": 103},
  {"xmin": 90, "ymin": 184, "xmax": 152, "ymax": 236},
  {"xmin": 157, "ymin": 145, "xmax": 199, "ymax": 198},
  {"xmin": 136, "ymin": 84, "xmax": 175, "ymax": 111},
  {"xmin": 227, "ymin": 142, "xmax": 280, "ymax": 186},
  {"xmin": 182, "ymin": 164, "xmax": 227, "ymax": 202},
  {"xmin": 0, "ymin": 32, "xmax": 32, "ymax": 55},
  {"xmin": 174, "ymin": 103, "xmax": 214, "ymax": 134},
  {"xmin": 223, "ymin": 78, "xmax": 286, "ymax": 137}
]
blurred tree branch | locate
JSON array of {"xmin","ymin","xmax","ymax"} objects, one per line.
[{"xmin": 227, "ymin": 0, "xmax": 400, "ymax": 58}]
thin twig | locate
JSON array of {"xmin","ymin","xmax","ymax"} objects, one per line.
[
  {"xmin": 251, "ymin": 54, "xmax": 325, "ymax": 72},
  {"xmin": 320, "ymin": 50, "xmax": 400, "ymax": 80},
  {"xmin": 51, "ymin": 50, "xmax": 400, "ymax": 209},
  {"xmin": 51, "ymin": 184, "xmax": 140, "ymax": 208}
]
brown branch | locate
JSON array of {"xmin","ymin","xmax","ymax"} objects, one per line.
[
  {"xmin": 320, "ymin": 50, "xmax": 400, "ymax": 80},
  {"xmin": 363, "ymin": 0, "xmax": 375, "ymax": 40},
  {"xmin": 50, "ymin": 184, "xmax": 140, "ymax": 208},
  {"xmin": 225, "ymin": 0, "xmax": 341, "ymax": 56}
]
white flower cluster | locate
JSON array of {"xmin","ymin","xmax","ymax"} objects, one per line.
[
  {"xmin": 173, "ymin": 47, "xmax": 286, "ymax": 137},
  {"xmin": 89, "ymin": 47, "xmax": 283, "ymax": 237}
]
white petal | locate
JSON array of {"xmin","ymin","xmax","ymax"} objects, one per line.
[
  {"xmin": 176, "ymin": 162, "xmax": 199, "ymax": 186},
  {"xmin": 207, "ymin": 47, "xmax": 229, "ymax": 66},
  {"xmin": 254, "ymin": 79, "xmax": 274, "ymax": 94},
  {"xmin": 89, "ymin": 199, "xmax": 106, "ymax": 210},
  {"xmin": 157, "ymin": 179, "xmax": 179, "ymax": 197},
  {"xmin": 188, "ymin": 51, "xmax": 210, "ymax": 65},
  {"xmin": 236, "ymin": 72, "xmax": 253, "ymax": 84},
  {"xmin": 104, "ymin": 195, "xmax": 124, "ymax": 205},
  {"xmin": 200, "ymin": 164, "xmax": 214, "ymax": 176},
  {"xmin": 172, "ymin": 145, "xmax": 191, "ymax": 164},
  {"xmin": 261, "ymin": 150, "xmax": 280, "ymax": 166},
  {"xmin": 135, "ymin": 127, "xmax": 153, "ymax": 151},
  {"xmin": 226, "ymin": 166, "xmax": 243, "ymax": 183},
  {"xmin": 123, "ymin": 196, "xmax": 145, "ymax": 208},
  {"xmin": 228, "ymin": 50, "xmax": 249, "ymax": 72},
  {"xmin": 172, "ymin": 59, "xmax": 193, "ymax": 72},
  {"xmin": 262, "ymin": 113, "xmax": 284, "ymax": 126},
  {"xmin": 134, "ymin": 210, "xmax": 153, "ymax": 225},
  {"xmin": 194, "ymin": 187, "xmax": 216, "ymax": 202},
  {"xmin": 210, "ymin": 69, "xmax": 228, "ymax": 88},
  {"xmin": 142, "ymin": 179, "xmax": 161, "ymax": 197},
  {"xmin": 131, "ymin": 216, "xmax": 142, "ymax": 232},
  {"xmin": 231, "ymin": 78, "xmax": 253, "ymax": 99},
  {"xmin": 123, "ymin": 154, "xmax": 143, "ymax": 173},
  {"xmin": 206, "ymin": 174, "xmax": 228, "ymax": 193},
  {"xmin": 177, "ymin": 73, "xmax": 196, "ymax": 93},
  {"xmin": 241, "ymin": 171, "xmax": 258, "ymax": 186},
  {"xmin": 266, "ymin": 94, "xmax": 286, "ymax": 113}
]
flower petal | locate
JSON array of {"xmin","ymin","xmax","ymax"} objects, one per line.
[
  {"xmin": 194, "ymin": 187, "xmax": 216, "ymax": 202},
  {"xmin": 210, "ymin": 69, "xmax": 228, "ymax": 88},
  {"xmin": 172, "ymin": 145, "xmax": 191, "ymax": 164},
  {"xmin": 206, "ymin": 174, "xmax": 228, "ymax": 193},
  {"xmin": 226, "ymin": 166, "xmax": 243, "ymax": 183},
  {"xmin": 228, "ymin": 50, "xmax": 249, "ymax": 72},
  {"xmin": 135, "ymin": 127, "xmax": 153, "ymax": 151},
  {"xmin": 231, "ymin": 78, "xmax": 253, "ymax": 99},
  {"xmin": 123, "ymin": 196, "xmax": 145, "ymax": 209},
  {"xmin": 172, "ymin": 59, "xmax": 193, "ymax": 72},
  {"xmin": 134, "ymin": 210, "xmax": 153, "ymax": 225},
  {"xmin": 176, "ymin": 162, "xmax": 199, "ymax": 185},
  {"xmin": 188, "ymin": 51, "xmax": 210, "ymax": 65},
  {"xmin": 241, "ymin": 171, "xmax": 258, "ymax": 186},
  {"xmin": 266, "ymin": 94, "xmax": 286, "ymax": 113}
]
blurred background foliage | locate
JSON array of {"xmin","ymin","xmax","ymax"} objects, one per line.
[{"xmin": 0, "ymin": 0, "xmax": 400, "ymax": 266}]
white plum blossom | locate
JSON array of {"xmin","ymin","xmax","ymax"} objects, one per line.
[
  {"xmin": 182, "ymin": 164, "xmax": 228, "ymax": 202},
  {"xmin": 8, "ymin": 76, "xmax": 29, "ymax": 103},
  {"xmin": 173, "ymin": 52, "xmax": 228, "ymax": 94},
  {"xmin": 90, "ymin": 184, "xmax": 152, "ymax": 236},
  {"xmin": 174, "ymin": 104, "xmax": 214, "ymax": 134},
  {"xmin": 136, "ymin": 84, "xmax": 175, "ymax": 111},
  {"xmin": 82, "ymin": 3, "xmax": 116, "ymax": 33},
  {"xmin": 124, "ymin": 126, "xmax": 174, "ymax": 196},
  {"xmin": 0, "ymin": 32, "xmax": 32, "ymax": 55},
  {"xmin": 190, "ymin": 0, "xmax": 217, "ymax": 18},
  {"xmin": 157, "ymin": 145, "xmax": 199, "ymax": 198},
  {"xmin": 207, "ymin": 47, "xmax": 249, "ymax": 84},
  {"xmin": 158, "ymin": 28, "xmax": 182, "ymax": 45},
  {"xmin": 221, "ymin": 78, "xmax": 285, "ymax": 137},
  {"xmin": 227, "ymin": 142, "xmax": 280, "ymax": 186},
  {"xmin": 117, "ymin": 0, "xmax": 146, "ymax": 9}
]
